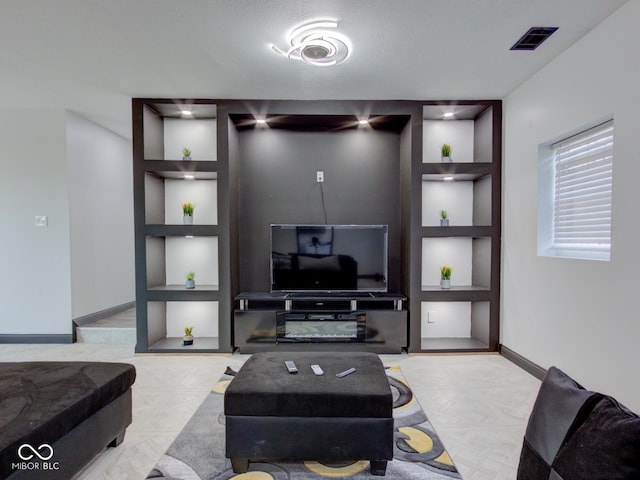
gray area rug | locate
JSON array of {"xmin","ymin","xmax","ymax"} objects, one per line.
[{"xmin": 146, "ymin": 366, "xmax": 462, "ymax": 479}]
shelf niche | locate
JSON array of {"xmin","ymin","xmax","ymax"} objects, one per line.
[
  {"xmin": 421, "ymin": 237, "xmax": 491, "ymax": 289},
  {"xmin": 420, "ymin": 301, "xmax": 490, "ymax": 350},
  {"xmin": 147, "ymin": 300, "xmax": 219, "ymax": 350},
  {"xmin": 143, "ymin": 103, "xmax": 217, "ymax": 161},
  {"xmin": 145, "ymin": 236, "xmax": 219, "ymax": 289},
  {"xmin": 144, "ymin": 172, "xmax": 218, "ymax": 225},
  {"xmin": 422, "ymin": 174, "xmax": 491, "ymax": 227},
  {"xmin": 422, "ymin": 104, "xmax": 494, "ymax": 164}
]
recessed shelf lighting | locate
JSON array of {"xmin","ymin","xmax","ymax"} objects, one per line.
[
  {"xmin": 358, "ymin": 119, "xmax": 369, "ymax": 125},
  {"xmin": 256, "ymin": 118, "xmax": 267, "ymax": 124},
  {"xmin": 184, "ymin": 174, "xmax": 195, "ymax": 180},
  {"xmin": 443, "ymin": 112, "xmax": 454, "ymax": 118},
  {"xmin": 181, "ymin": 109, "xmax": 192, "ymax": 116},
  {"xmin": 443, "ymin": 176, "xmax": 454, "ymax": 181},
  {"xmin": 185, "ymin": 235, "xmax": 194, "ymax": 239}
]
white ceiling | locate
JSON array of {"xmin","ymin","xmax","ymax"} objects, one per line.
[{"xmin": 0, "ymin": 0, "xmax": 628, "ymax": 138}]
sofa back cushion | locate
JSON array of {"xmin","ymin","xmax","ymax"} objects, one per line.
[{"xmin": 518, "ymin": 366, "xmax": 640, "ymax": 480}]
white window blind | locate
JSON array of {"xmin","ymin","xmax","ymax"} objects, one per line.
[{"xmin": 551, "ymin": 120, "xmax": 613, "ymax": 260}]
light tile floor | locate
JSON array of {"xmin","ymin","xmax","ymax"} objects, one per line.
[{"xmin": 0, "ymin": 345, "xmax": 540, "ymax": 480}]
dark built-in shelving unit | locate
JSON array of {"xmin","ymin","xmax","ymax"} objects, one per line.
[
  {"xmin": 132, "ymin": 99, "xmax": 501, "ymax": 353},
  {"xmin": 413, "ymin": 103, "xmax": 501, "ymax": 352},
  {"xmin": 132, "ymin": 99, "xmax": 229, "ymax": 353}
]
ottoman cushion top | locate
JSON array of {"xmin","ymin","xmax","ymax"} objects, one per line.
[
  {"xmin": 225, "ymin": 352, "xmax": 391, "ymax": 418},
  {"xmin": 0, "ymin": 361, "xmax": 136, "ymax": 478}
]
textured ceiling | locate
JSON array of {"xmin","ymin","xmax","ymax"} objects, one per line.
[{"xmin": 0, "ymin": 0, "xmax": 628, "ymax": 138}]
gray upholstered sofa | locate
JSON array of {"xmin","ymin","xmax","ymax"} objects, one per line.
[{"xmin": 0, "ymin": 362, "xmax": 136, "ymax": 480}]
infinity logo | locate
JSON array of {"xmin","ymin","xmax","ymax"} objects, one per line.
[{"xmin": 18, "ymin": 444, "xmax": 54, "ymax": 461}]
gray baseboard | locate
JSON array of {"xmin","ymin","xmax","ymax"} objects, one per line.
[
  {"xmin": 0, "ymin": 334, "xmax": 73, "ymax": 344},
  {"xmin": 73, "ymin": 301, "xmax": 135, "ymax": 327},
  {"xmin": 500, "ymin": 344, "xmax": 547, "ymax": 380}
]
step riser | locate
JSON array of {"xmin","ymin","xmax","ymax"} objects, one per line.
[{"xmin": 76, "ymin": 328, "xmax": 135, "ymax": 345}]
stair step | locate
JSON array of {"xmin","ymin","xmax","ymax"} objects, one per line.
[
  {"xmin": 75, "ymin": 308, "xmax": 136, "ymax": 344},
  {"xmin": 76, "ymin": 326, "xmax": 136, "ymax": 344}
]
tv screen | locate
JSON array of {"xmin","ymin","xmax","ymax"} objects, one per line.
[{"xmin": 270, "ymin": 225, "xmax": 388, "ymax": 292}]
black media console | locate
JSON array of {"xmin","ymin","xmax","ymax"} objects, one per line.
[{"xmin": 233, "ymin": 292, "xmax": 407, "ymax": 353}]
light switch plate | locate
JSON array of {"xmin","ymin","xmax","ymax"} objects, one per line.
[{"xmin": 35, "ymin": 215, "xmax": 48, "ymax": 227}]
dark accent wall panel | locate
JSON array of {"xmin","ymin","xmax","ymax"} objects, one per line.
[{"xmin": 237, "ymin": 128, "xmax": 402, "ymax": 293}]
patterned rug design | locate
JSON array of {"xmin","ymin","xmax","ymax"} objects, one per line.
[{"xmin": 146, "ymin": 366, "xmax": 462, "ymax": 479}]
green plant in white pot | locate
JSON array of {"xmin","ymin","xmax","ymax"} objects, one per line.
[
  {"xmin": 185, "ymin": 271, "xmax": 195, "ymax": 289},
  {"xmin": 183, "ymin": 326, "xmax": 194, "ymax": 346},
  {"xmin": 440, "ymin": 265, "xmax": 452, "ymax": 289},
  {"xmin": 441, "ymin": 143, "xmax": 452, "ymax": 162},
  {"xmin": 182, "ymin": 147, "xmax": 192, "ymax": 160},
  {"xmin": 440, "ymin": 210, "xmax": 449, "ymax": 226},
  {"xmin": 182, "ymin": 202, "xmax": 194, "ymax": 225}
]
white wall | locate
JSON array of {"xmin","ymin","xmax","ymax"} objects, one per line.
[
  {"xmin": 0, "ymin": 109, "xmax": 72, "ymax": 335},
  {"xmin": 66, "ymin": 112, "xmax": 134, "ymax": 318},
  {"xmin": 502, "ymin": 0, "xmax": 640, "ymax": 411}
]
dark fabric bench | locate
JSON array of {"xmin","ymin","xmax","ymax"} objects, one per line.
[
  {"xmin": 224, "ymin": 352, "xmax": 393, "ymax": 475},
  {"xmin": 0, "ymin": 362, "xmax": 136, "ymax": 480}
]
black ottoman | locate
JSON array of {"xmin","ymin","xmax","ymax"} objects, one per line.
[{"xmin": 224, "ymin": 352, "xmax": 393, "ymax": 476}]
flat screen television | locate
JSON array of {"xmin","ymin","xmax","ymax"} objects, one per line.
[{"xmin": 270, "ymin": 224, "xmax": 388, "ymax": 293}]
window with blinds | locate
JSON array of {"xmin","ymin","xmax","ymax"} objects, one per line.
[{"xmin": 551, "ymin": 120, "xmax": 613, "ymax": 260}]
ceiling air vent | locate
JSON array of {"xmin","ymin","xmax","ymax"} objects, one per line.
[{"xmin": 510, "ymin": 27, "xmax": 558, "ymax": 51}]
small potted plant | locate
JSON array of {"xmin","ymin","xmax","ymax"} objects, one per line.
[
  {"xmin": 185, "ymin": 271, "xmax": 195, "ymax": 289},
  {"xmin": 182, "ymin": 147, "xmax": 192, "ymax": 160},
  {"xmin": 440, "ymin": 210, "xmax": 449, "ymax": 226},
  {"xmin": 183, "ymin": 326, "xmax": 194, "ymax": 346},
  {"xmin": 440, "ymin": 265, "xmax": 452, "ymax": 289},
  {"xmin": 182, "ymin": 202, "xmax": 194, "ymax": 224},
  {"xmin": 441, "ymin": 143, "xmax": 452, "ymax": 162}
]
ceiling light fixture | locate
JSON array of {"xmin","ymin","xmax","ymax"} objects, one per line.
[{"xmin": 272, "ymin": 20, "xmax": 351, "ymax": 67}]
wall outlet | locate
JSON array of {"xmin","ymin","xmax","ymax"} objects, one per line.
[{"xmin": 316, "ymin": 171, "xmax": 324, "ymax": 183}]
